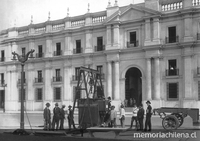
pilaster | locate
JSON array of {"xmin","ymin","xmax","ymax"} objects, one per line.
[
  {"xmin": 106, "ymin": 61, "xmax": 112, "ymax": 98},
  {"xmin": 146, "ymin": 58, "xmax": 152, "ymax": 100},
  {"xmin": 45, "ymin": 37, "xmax": 53, "ymax": 57},
  {"xmin": 113, "ymin": 61, "xmax": 120, "ymax": 100},
  {"xmin": 106, "ymin": 25, "xmax": 112, "ymax": 49},
  {"xmin": 85, "ymin": 30, "xmax": 93, "ymax": 53}
]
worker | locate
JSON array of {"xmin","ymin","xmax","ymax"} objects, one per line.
[
  {"xmin": 137, "ymin": 104, "xmax": 144, "ymax": 131},
  {"xmin": 130, "ymin": 104, "xmax": 139, "ymax": 129},
  {"xmin": 144, "ymin": 100, "xmax": 152, "ymax": 132},
  {"xmin": 52, "ymin": 103, "xmax": 61, "ymax": 131},
  {"xmin": 119, "ymin": 104, "xmax": 125, "ymax": 128},
  {"xmin": 67, "ymin": 105, "xmax": 76, "ymax": 130},
  {"xmin": 43, "ymin": 102, "xmax": 51, "ymax": 130},
  {"xmin": 59, "ymin": 104, "xmax": 66, "ymax": 130}
]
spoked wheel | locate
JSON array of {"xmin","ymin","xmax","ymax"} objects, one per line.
[
  {"xmin": 171, "ymin": 113, "xmax": 184, "ymax": 127},
  {"xmin": 162, "ymin": 115, "xmax": 179, "ymax": 130}
]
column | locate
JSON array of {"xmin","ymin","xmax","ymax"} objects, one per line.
[
  {"xmin": 28, "ymin": 39, "xmax": 35, "ymax": 51},
  {"xmin": 113, "ymin": 24, "xmax": 119, "ymax": 48},
  {"xmin": 27, "ymin": 66, "xmax": 35, "ymax": 111},
  {"xmin": 144, "ymin": 19, "xmax": 151, "ymax": 42},
  {"xmin": 153, "ymin": 18, "xmax": 160, "ymax": 44},
  {"xmin": 63, "ymin": 66, "xmax": 72, "ymax": 101},
  {"xmin": 85, "ymin": 30, "xmax": 92, "ymax": 53},
  {"xmin": 184, "ymin": 55, "xmax": 192, "ymax": 99},
  {"xmin": 146, "ymin": 58, "xmax": 152, "ymax": 100},
  {"xmin": 106, "ymin": 25, "xmax": 112, "ymax": 49},
  {"xmin": 64, "ymin": 33, "xmax": 72, "ymax": 55},
  {"xmin": 183, "ymin": 14, "xmax": 193, "ymax": 42},
  {"xmin": 107, "ymin": 61, "xmax": 112, "ymax": 98},
  {"xmin": 154, "ymin": 58, "xmax": 160, "ymax": 100},
  {"xmin": 44, "ymin": 62, "xmax": 53, "ymax": 101},
  {"xmin": 113, "ymin": 61, "xmax": 120, "ymax": 100},
  {"xmin": 45, "ymin": 37, "xmax": 52, "ymax": 57}
]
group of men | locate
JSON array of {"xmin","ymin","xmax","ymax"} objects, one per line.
[
  {"xmin": 43, "ymin": 102, "xmax": 75, "ymax": 131},
  {"xmin": 130, "ymin": 100, "xmax": 152, "ymax": 131}
]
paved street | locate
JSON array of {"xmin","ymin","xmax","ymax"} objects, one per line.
[{"xmin": 0, "ymin": 112, "xmax": 200, "ymax": 140}]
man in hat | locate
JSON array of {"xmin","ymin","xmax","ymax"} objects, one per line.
[
  {"xmin": 59, "ymin": 105, "xmax": 66, "ymax": 130},
  {"xmin": 52, "ymin": 103, "xmax": 61, "ymax": 131},
  {"xmin": 67, "ymin": 105, "xmax": 76, "ymax": 130},
  {"xmin": 43, "ymin": 102, "xmax": 51, "ymax": 130},
  {"xmin": 144, "ymin": 100, "xmax": 152, "ymax": 132}
]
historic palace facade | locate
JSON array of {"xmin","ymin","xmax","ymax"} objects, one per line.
[{"xmin": 1, "ymin": 0, "xmax": 200, "ymax": 112}]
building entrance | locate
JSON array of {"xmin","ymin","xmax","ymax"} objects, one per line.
[{"xmin": 125, "ymin": 67, "xmax": 142, "ymax": 107}]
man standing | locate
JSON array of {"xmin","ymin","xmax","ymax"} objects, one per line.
[
  {"xmin": 59, "ymin": 105, "xmax": 66, "ymax": 130},
  {"xmin": 144, "ymin": 100, "xmax": 152, "ymax": 132},
  {"xmin": 137, "ymin": 104, "xmax": 144, "ymax": 131},
  {"xmin": 52, "ymin": 103, "xmax": 60, "ymax": 131},
  {"xmin": 43, "ymin": 103, "xmax": 51, "ymax": 130},
  {"xmin": 130, "ymin": 104, "xmax": 139, "ymax": 129},
  {"xmin": 67, "ymin": 105, "xmax": 76, "ymax": 130}
]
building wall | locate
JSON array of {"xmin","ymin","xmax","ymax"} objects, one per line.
[{"xmin": 1, "ymin": 0, "xmax": 200, "ymax": 112}]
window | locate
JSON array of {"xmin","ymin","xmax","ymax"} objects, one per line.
[
  {"xmin": 167, "ymin": 59, "xmax": 178, "ymax": 76},
  {"xmin": 168, "ymin": 26, "xmax": 176, "ymax": 43},
  {"xmin": 97, "ymin": 85, "xmax": 104, "ymax": 98},
  {"xmin": 96, "ymin": 37, "xmax": 104, "ymax": 51},
  {"xmin": 55, "ymin": 42, "xmax": 61, "ymax": 55},
  {"xmin": 35, "ymin": 88, "xmax": 43, "ymax": 101},
  {"xmin": 198, "ymin": 81, "xmax": 200, "ymax": 100},
  {"xmin": 167, "ymin": 83, "xmax": 179, "ymax": 100},
  {"xmin": 76, "ymin": 40, "xmax": 81, "ymax": 53},
  {"xmin": 54, "ymin": 69, "xmax": 61, "ymax": 81},
  {"xmin": 127, "ymin": 31, "xmax": 138, "ymax": 47},
  {"xmin": 0, "ymin": 73, "xmax": 4, "ymax": 85},
  {"xmin": 73, "ymin": 86, "xmax": 81, "ymax": 100},
  {"xmin": 37, "ymin": 70, "xmax": 42, "ymax": 82},
  {"xmin": 19, "ymin": 88, "xmax": 26, "ymax": 101},
  {"xmin": 97, "ymin": 65, "xmax": 103, "ymax": 79},
  {"xmin": 1, "ymin": 50, "xmax": 5, "ymax": 62},
  {"xmin": 54, "ymin": 87, "xmax": 61, "ymax": 101},
  {"xmin": 75, "ymin": 67, "xmax": 80, "ymax": 80},
  {"xmin": 22, "ymin": 48, "xmax": 26, "ymax": 56},
  {"xmin": 38, "ymin": 45, "xmax": 43, "ymax": 58}
]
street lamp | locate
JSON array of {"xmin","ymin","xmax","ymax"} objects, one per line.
[{"xmin": 11, "ymin": 49, "xmax": 35, "ymax": 132}]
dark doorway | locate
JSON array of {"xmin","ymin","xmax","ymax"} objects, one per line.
[
  {"xmin": 0, "ymin": 90, "xmax": 5, "ymax": 109},
  {"xmin": 125, "ymin": 67, "xmax": 142, "ymax": 107}
]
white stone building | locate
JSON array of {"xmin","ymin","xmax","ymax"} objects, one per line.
[{"xmin": 1, "ymin": 0, "xmax": 200, "ymax": 112}]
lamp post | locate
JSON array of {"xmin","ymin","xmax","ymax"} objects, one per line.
[{"xmin": 11, "ymin": 49, "xmax": 35, "ymax": 130}]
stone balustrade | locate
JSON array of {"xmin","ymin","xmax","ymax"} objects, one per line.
[
  {"xmin": 92, "ymin": 16, "xmax": 106, "ymax": 23},
  {"xmin": 193, "ymin": 0, "xmax": 200, "ymax": 6},
  {"xmin": 52, "ymin": 24, "xmax": 65, "ymax": 30},
  {"xmin": 71, "ymin": 20, "xmax": 85, "ymax": 27},
  {"xmin": 18, "ymin": 30, "xmax": 29, "ymax": 36},
  {"xmin": 162, "ymin": 1, "xmax": 183, "ymax": 11},
  {"xmin": 35, "ymin": 27, "xmax": 46, "ymax": 33}
]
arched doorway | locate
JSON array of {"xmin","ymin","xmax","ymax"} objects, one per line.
[{"xmin": 125, "ymin": 67, "xmax": 142, "ymax": 107}]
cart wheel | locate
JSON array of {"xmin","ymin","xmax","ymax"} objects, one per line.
[
  {"xmin": 171, "ymin": 113, "xmax": 184, "ymax": 127},
  {"xmin": 162, "ymin": 115, "xmax": 179, "ymax": 130}
]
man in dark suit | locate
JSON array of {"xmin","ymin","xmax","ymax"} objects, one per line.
[
  {"xmin": 52, "ymin": 103, "xmax": 60, "ymax": 130},
  {"xmin": 59, "ymin": 105, "xmax": 66, "ymax": 130},
  {"xmin": 43, "ymin": 102, "xmax": 51, "ymax": 130},
  {"xmin": 67, "ymin": 105, "xmax": 76, "ymax": 130},
  {"xmin": 137, "ymin": 104, "xmax": 144, "ymax": 131},
  {"xmin": 144, "ymin": 101, "xmax": 152, "ymax": 132}
]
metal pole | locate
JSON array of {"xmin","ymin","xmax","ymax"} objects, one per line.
[{"xmin": 20, "ymin": 63, "xmax": 25, "ymax": 129}]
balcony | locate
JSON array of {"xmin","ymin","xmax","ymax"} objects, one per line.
[
  {"xmin": 0, "ymin": 80, "xmax": 5, "ymax": 87},
  {"xmin": 94, "ymin": 45, "xmax": 105, "ymax": 52},
  {"xmin": 35, "ymin": 78, "xmax": 43, "ymax": 83},
  {"xmin": 165, "ymin": 36, "xmax": 179, "ymax": 44},
  {"xmin": 53, "ymin": 50, "xmax": 62, "ymax": 56},
  {"xmin": 127, "ymin": 41, "xmax": 139, "ymax": 48},
  {"xmin": 97, "ymin": 73, "xmax": 105, "ymax": 80},
  {"xmin": 36, "ymin": 53, "xmax": 44, "ymax": 58},
  {"xmin": 53, "ymin": 76, "xmax": 62, "ymax": 82},
  {"xmin": 165, "ymin": 69, "xmax": 179, "ymax": 76},
  {"xmin": 17, "ymin": 79, "xmax": 26, "ymax": 85},
  {"xmin": 0, "ymin": 57, "xmax": 5, "ymax": 62},
  {"xmin": 73, "ymin": 48, "xmax": 83, "ymax": 54},
  {"xmin": 72, "ymin": 75, "xmax": 83, "ymax": 81}
]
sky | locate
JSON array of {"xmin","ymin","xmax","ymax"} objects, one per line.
[{"xmin": 0, "ymin": 0, "xmax": 144, "ymax": 31}]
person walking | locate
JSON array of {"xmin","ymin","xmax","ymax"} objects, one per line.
[
  {"xmin": 137, "ymin": 104, "xmax": 144, "ymax": 131},
  {"xmin": 43, "ymin": 102, "xmax": 51, "ymax": 130},
  {"xmin": 130, "ymin": 104, "xmax": 139, "ymax": 129},
  {"xmin": 52, "ymin": 103, "xmax": 60, "ymax": 131},
  {"xmin": 67, "ymin": 105, "xmax": 76, "ymax": 130},
  {"xmin": 119, "ymin": 104, "xmax": 125, "ymax": 128},
  {"xmin": 144, "ymin": 100, "xmax": 152, "ymax": 132},
  {"xmin": 59, "ymin": 104, "xmax": 66, "ymax": 130}
]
